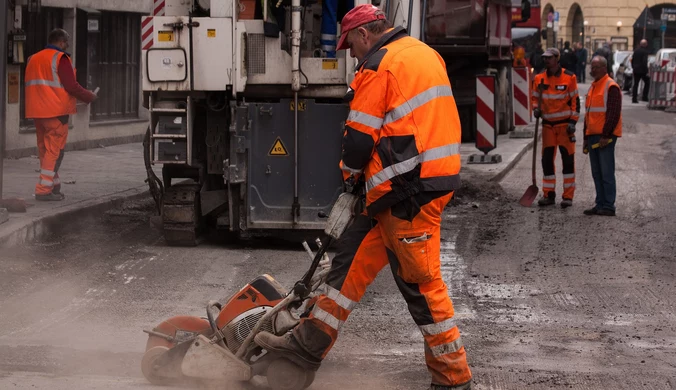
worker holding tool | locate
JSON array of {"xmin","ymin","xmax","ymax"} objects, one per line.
[
  {"xmin": 24, "ymin": 29, "xmax": 98, "ymax": 201},
  {"xmin": 255, "ymin": 5, "xmax": 472, "ymax": 390},
  {"xmin": 582, "ymin": 56, "xmax": 622, "ymax": 217},
  {"xmin": 531, "ymin": 48, "xmax": 580, "ymax": 208}
]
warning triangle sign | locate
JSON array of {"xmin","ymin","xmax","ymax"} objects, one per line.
[{"xmin": 268, "ymin": 137, "xmax": 289, "ymax": 156}]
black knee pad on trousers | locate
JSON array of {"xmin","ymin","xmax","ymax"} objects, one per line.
[
  {"xmin": 559, "ymin": 146, "xmax": 574, "ymax": 174},
  {"xmin": 55, "ymin": 150, "xmax": 65, "ymax": 172},
  {"xmin": 542, "ymin": 147, "xmax": 556, "ymax": 175}
]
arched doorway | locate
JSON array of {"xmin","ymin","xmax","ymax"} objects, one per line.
[
  {"xmin": 633, "ymin": 3, "xmax": 676, "ymax": 52},
  {"xmin": 541, "ymin": 3, "xmax": 555, "ymax": 48},
  {"xmin": 567, "ymin": 3, "xmax": 584, "ymax": 46}
]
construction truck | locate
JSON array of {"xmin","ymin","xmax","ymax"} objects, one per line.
[{"xmin": 142, "ymin": 0, "xmax": 517, "ymax": 246}]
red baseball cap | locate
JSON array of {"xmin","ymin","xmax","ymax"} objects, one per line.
[{"xmin": 336, "ymin": 4, "xmax": 387, "ymax": 51}]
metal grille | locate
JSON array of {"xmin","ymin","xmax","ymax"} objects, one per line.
[
  {"xmin": 223, "ymin": 307, "xmax": 273, "ymax": 354},
  {"xmin": 246, "ymin": 34, "xmax": 266, "ymax": 75},
  {"xmin": 90, "ymin": 12, "xmax": 141, "ymax": 121}
]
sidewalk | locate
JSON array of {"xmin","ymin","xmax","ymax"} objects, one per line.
[
  {"xmin": 0, "ymin": 131, "xmax": 535, "ymax": 247},
  {"xmin": 0, "ymin": 143, "xmax": 148, "ymax": 247},
  {"xmin": 460, "ymin": 127, "xmax": 536, "ymax": 182}
]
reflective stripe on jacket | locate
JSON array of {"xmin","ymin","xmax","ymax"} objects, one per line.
[
  {"xmin": 531, "ymin": 67, "xmax": 580, "ymax": 126},
  {"xmin": 584, "ymin": 74, "xmax": 622, "ymax": 137},
  {"xmin": 25, "ymin": 48, "xmax": 77, "ymax": 119},
  {"xmin": 340, "ymin": 27, "xmax": 461, "ymax": 216}
]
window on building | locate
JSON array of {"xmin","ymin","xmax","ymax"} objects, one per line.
[
  {"xmin": 20, "ymin": 7, "xmax": 64, "ymax": 128},
  {"xmin": 89, "ymin": 11, "xmax": 141, "ymax": 121}
]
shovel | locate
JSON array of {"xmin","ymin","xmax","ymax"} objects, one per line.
[{"xmin": 519, "ymin": 79, "xmax": 545, "ymax": 207}]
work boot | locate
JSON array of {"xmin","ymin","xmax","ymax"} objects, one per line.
[
  {"xmin": 583, "ymin": 207, "xmax": 598, "ymax": 216},
  {"xmin": 597, "ymin": 209, "xmax": 616, "ymax": 217},
  {"xmin": 35, "ymin": 193, "xmax": 65, "ymax": 201},
  {"xmin": 537, "ymin": 196, "xmax": 555, "ymax": 207},
  {"xmin": 429, "ymin": 381, "xmax": 472, "ymax": 390},
  {"xmin": 254, "ymin": 332, "xmax": 322, "ymax": 371},
  {"xmin": 560, "ymin": 199, "xmax": 573, "ymax": 209}
]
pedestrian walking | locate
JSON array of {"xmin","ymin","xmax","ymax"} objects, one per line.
[
  {"xmin": 24, "ymin": 28, "xmax": 98, "ymax": 201},
  {"xmin": 530, "ymin": 43, "xmax": 545, "ymax": 74},
  {"xmin": 531, "ymin": 48, "xmax": 580, "ymax": 208},
  {"xmin": 575, "ymin": 42, "xmax": 588, "ymax": 83},
  {"xmin": 631, "ymin": 39, "xmax": 651, "ymax": 103},
  {"xmin": 583, "ymin": 56, "xmax": 622, "ymax": 217},
  {"xmin": 254, "ymin": 5, "xmax": 472, "ymax": 390},
  {"xmin": 560, "ymin": 41, "xmax": 578, "ymax": 73},
  {"xmin": 593, "ymin": 42, "xmax": 613, "ymax": 77}
]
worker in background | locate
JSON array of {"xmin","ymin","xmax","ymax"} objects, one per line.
[
  {"xmin": 631, "ymin": 39, "xmax": 651, "ymax": 103},
  {"xmin": 513, "ymin": 45, "xmax": 528, "ymax": 67},
  {"xmin": 532, "ymin": 48, "xmax": 580, "ymax": 208},
  {"xmin": 320, "ymin": 0, "xmax": 355, "ymax": 57},
  {"xmin": 559, "ymin": 41, "xmax": 577, "ymax": 72},
  {"xmin": 583, "ymin": 56, "xmax": 622, "ymax": 217},
  {"xmin": 255, "ymin": 5, "xmax": 472, "ymax": 390},
  {"xmin": 24, "ymin": 29, "xmax": 97, "ymax": 201}
]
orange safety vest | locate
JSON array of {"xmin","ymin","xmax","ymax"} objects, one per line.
[
  {"xmin": 584, "ymin": 74, "xmax": 622, "ymax": 137},
  {"xmin": 340, "ymin": 27, "xmax": 461, "ymax": 215},
  {"xmin": 25, "ymin": 48, "xmax": 77, "ymax": 119},
  {"xmin": 531, "ymin": 67, "xmax": 580, "ymax": 126}
]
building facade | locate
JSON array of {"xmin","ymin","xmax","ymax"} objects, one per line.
[
  {"xmin": 540, "ymin": 0, "xmax": 676, "ymax": 55},
  {"xmin": 3, "ymin": 0, "xmax": 152, "ymax": 157}
]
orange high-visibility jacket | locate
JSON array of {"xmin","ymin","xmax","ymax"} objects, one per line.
[
  {"xmin": 584, "ymin": 74, "xmax": 622, "ymax": 137},
  {"xmin": 340, "ymin": 27, "xmax": 461, "ymax": 216},
  {"xmin": 25, "ymin": 48, "xmax": 77, "ymax": 119},
  {"xmin": 531, "ymin": 67, "xmax": 580, "ymax": 126}
]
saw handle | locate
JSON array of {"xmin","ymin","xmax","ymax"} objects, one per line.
[{"xmin": 293, "ymin": 236, "xmax": 333, "ymax": 299}]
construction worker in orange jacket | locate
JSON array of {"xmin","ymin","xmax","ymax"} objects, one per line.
[
  {"xmin": 24, "ymin": 29, "xmax": 97, "ymax": 201},
  {"xmin": 532, "ymin": 48, "xmax": 580, "ymax": 208},
  {"xmin": 582, "ymin": 55, "xmax": 622, "ymax": 216},
  {"xmin": 255, "ymin": 5, "xmax": 472, "ymax": 390}
]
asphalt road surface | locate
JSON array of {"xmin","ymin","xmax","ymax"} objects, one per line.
[{"xmin": 1, "ymin": 89, "xmax": 674, "ymax": 390}]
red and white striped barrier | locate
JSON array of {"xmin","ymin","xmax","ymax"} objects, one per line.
[
  {"xmin": 154, "ymin": 0, "xmax": 166, "ymax": 16},
  {"xmin": 512, "ymin": 67, "xmax": 531, "ymax": 126},
  {"xmin": 476, "ymin": 75, "xmax": 497, "ymax": 153},
  {"xmin": 142, "ymin": 16, "xmax": 153, "ymax": 50},
  {"xmin": 648, "ymin": 69, "xmax": 676, "ymax": 109}
]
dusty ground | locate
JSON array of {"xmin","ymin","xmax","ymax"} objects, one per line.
[{"xmin": 0, "ymin": 92, "xmax": 675, "ymax": 390}]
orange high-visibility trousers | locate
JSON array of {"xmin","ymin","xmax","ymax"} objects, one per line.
[
  {"xmin": 293, "ymin": 193, "xmax": 472, "ymax": 387},
  {"xmin": 34, "ymin": 118, "xmax": 68, "ymax": 195},
  {"xmin": 541, "ymin": 124, "xmax": 576, "ymax": 200}
]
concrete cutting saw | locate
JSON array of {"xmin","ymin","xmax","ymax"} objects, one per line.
[{"xmin": 140, "ymin": 192, "xmax": 358, "ymax": 390}]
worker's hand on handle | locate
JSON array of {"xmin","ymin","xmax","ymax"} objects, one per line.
[{"xmin": 533, "ymin": 108, "xmax": 542, "ymax": 119}]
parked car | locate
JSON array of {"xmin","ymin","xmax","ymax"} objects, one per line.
[
  {"xmin": 616, "ymin": 55, "xmax": 633, "ymax": 91},
  {"xmin": 612, "ymin": 51, "xmax": 632, "ymax": 79},
  {"xmin": 653, "ymin": 48, "xmax": 676, "ymax": 71},
  {"xmin": 617, "ymin": 54, "xmax": 656, "ymax": 96}
]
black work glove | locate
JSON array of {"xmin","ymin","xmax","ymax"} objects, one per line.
[
  {"xmin": 567, "ymin": 123, "xmax": 577, "ymax": 143},
  {"xmin": 566, "ymin": 123, "xmax": 576, "ymax": 135},
  {"xmin": 533, "ymin": 108, "xmax": 542, "ymax": 119},
  {"xmin": 583, "ymin": 140, "xmax": 589, "ymax": 154}
]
